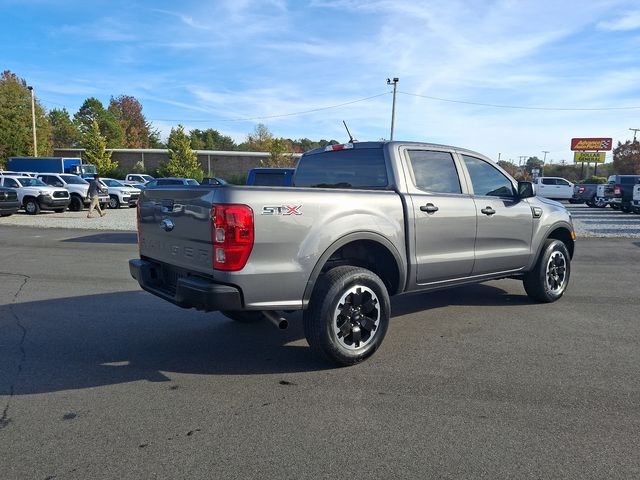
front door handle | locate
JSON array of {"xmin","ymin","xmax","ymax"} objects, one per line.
[
  {"xmin": 420, "ymin": 203, "xmax": 439, "ymax": 213},
  {"xmin": 481, "ymin": 206, "xmax": 496, "ymax": 216}
]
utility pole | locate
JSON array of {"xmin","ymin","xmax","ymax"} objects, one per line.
[
  {"xmin": 386, "ymin": 77, "xmax": 399, "ymax": 141},
  {"xmin": 27, "ymin": 85, "xmax": 37, "ymax": 156},
  {"xmin": 630, "ymin": 128, "xmax": 640, "ymax": 142},
  {"xmin": 542, "ymin": 150, "xmax": 549, "ymax": 163}
]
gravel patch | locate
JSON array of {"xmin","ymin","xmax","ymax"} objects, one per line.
[{"xmin": 0, "ymin": 206, "xmax": 136, "ymax": 231}]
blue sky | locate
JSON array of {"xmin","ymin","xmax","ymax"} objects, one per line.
[{"xmin": 2, "ymin": 0, "xmax": 640, "ymax": 163}]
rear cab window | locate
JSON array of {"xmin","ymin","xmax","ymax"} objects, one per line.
[
  {"xmin": 294, "ymin": 145, "xmax": 388, "ymax": 189},
  {"xmin": 406, "ymin": 150, "xmax": 461, "ymax": 194}
]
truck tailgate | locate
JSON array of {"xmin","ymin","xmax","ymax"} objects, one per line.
[{"xmin": 138, "ymin": 187, "xmax": 217, "ymax": 276}]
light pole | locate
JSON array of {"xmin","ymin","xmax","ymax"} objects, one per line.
[
  {"xmin": 386, "ymin": 77, "xmax": 399, "ymax": 141},
  {"xmin": 27, "ymin": 85, "xmax": 37, "ymax": 156}
]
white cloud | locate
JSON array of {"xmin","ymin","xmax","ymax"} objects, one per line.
[{"xmin": 597, "ymin": 11, "xmax": 640, "ymax": 31}]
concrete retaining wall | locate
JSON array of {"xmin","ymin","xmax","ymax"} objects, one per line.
[{"xmin": 53, "ymin": 148, "xmax": 300, "ymax": 178}]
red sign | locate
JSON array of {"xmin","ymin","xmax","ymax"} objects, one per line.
[{"xmin": 571, "ymin": 138, "xmax": 612, "ymax": 151}]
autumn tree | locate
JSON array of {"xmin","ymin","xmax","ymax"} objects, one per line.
[
  {"xmin": 108, "ymin": 95, "xmax": 151, "ymax": 148},
  {"xmin": 159, "ymin": 125, "xmax": 203, "ymax": 181},
  {"xmin": 49, "ymin": 108, "xmax": 81, "ymax": 148},
  {"xmin": 74, "ymin": 97, "xmax": 124, "ymax": 148},
  {"xmin": 612, "ymin": 140, "xmax": 640, "ymax": 174},
  {"xmin": 0, "ymin": 70, "xmax": 52, "ymax": 165},
  {"xmin": 83, "ymin": 120, "xmax": 119, "ymax": 175},
  {"xmin": 497, "ymin": 160, "xmax": 519, "ymax": 178}
]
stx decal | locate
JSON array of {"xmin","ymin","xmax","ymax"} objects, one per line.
[{"xmin": 262, "ymin": 205, "xmax": 303, "ymax": 216}]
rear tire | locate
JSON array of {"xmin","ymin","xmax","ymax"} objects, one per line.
[
  {"xmin": 24, "ymin": 198, "xmax": 40, "ymax": 215},
  {"xmin": 594, "ymin": 197, "xmax": 607, "ymax": 208},
  {"xmin": 303, "ymin": 266, "xmax": 390, "ymax": 366},
  {"xmin": 221, "ymin": 311, "xmax": 266, "ymax": 323},
  {"xmin": 523, "ymin": 239, "xmax": 571, "ymax": 303}
]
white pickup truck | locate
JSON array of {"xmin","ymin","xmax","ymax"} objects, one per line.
[
  {"xmin": 533, "ymin": 177, "xmax": 574, "ymax": 200},
  {"xmin": 632, "ymin": 184, "xmax": 640, "ymax": 214},
  {"xmin": 0, "ymin": 175, "xmax": 70, "ymax": 214}
]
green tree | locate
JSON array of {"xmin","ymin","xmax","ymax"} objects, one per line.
[
  {"xmin": 189, "ymin": 128, "xmax": 236, "ymax": 151},
  {"xmin": 83, "ymin": 120, "xmax": 118, "ymax": 175},
  {"xmin": 74, "ymin": 97, "xmax": 124, "ymax": 148},
  {"xmin": 108, "ymin": 95, "xmax": 151, "ymax": 148},
  {"xmin": 0, "ymin": 70, "xmax": 52, "ymax": 164},
  {"xmin": 612, "ymin": 140, "xmax": 640, "ymax": 174},
  {"xmin": 49, "ymin": 108, "xmax": 81, "ymax": 148},
  {"xmin": 525, "ymin": 156, "xmax": 544, "ymax": 174},
  {"xmin": 159, "ymin": 124, "xmax": 203, "ymax": 181},
  {"xmin": 148, "ymin": 128, "xmax": 165, "ymax": 148},
  {"xmin": 261, "ymin": 137, "xmax": 296, "ymax": 168},
  {"xmin": 241, "ymin": 123, "xmax": 273, "ymax": 152}
]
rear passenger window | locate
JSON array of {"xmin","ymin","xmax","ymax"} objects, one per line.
[
  {"xmin": 3, "ymin": 178, "xmax": 19, "ymax": 188},
  {"xmin": 407, "ymin": 151, "xmax": 461, "ymax": 194},
  {"xmin": 462, "ymin": 155, "xmax": 515, "ymax": 198}
]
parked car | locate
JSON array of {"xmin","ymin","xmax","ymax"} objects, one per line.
[
  {"xmin": 533, "ymin": 177, "xmax": 575, "ymax": 200},
  {"xmin": 201, "ymin": 177, "xmax": 227, "ymax": 186},
  {"xmin": 124, "ymin": 174, "xmax": 155, "ymax": 185},
  {"xmin": 98, "ymin": 178, "xmax": 141, "ymax": 208},
  {"xmin": 36, "ymin": 173, "xmax": 108, "ymax": 211},
  {"xmin": 603, "ymin": 175, "xmax": 640, "ymax": 212},
  {"xmin": 246, "ymin": 168, "xmax": 295, "ymax": 186},
  {"xmin": 572, "ymin": 183, "xmax": 607, "ymax": 208},
  {"xmin": 144, "ymin": 178, "xmax": 200, "ymax": 187},
  {"xmin": 0, "ymin": 175, "xmax": 70, "ymax": 214},
  {"xmin": 130, "ymin": 140, "xmax": 575, "ymax": 366},
  {"xmin": 0, "ymin": 186, "xmax": 20, "ymax": 217},
  {"xmin": 632, "ymin": 184, "xmax": 640, "ymax": 214}
]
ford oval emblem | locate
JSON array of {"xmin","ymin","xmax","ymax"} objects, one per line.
[{"xmin": 160, "ymin": 218, "xmax": 175, "ymax": 232}]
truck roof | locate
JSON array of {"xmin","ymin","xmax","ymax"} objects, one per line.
[{"xmin": 303, "ymin": 141, "xmax": 492, "ymax": 161}]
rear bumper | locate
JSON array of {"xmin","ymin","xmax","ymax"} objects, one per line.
[{"xmin": 129, "ymin": 258, "xmax": 243, "ymax": 311}]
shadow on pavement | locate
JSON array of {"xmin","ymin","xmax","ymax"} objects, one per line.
[
  {"xmin": 62, "ymin": 232, "xmax": 137, "ymax": 244},
  {"xmin": 1, "ymin": 283, "xmax": 522, "ymax": 395}
]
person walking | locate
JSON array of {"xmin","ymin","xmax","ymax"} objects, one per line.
[{"xmin": 87, "ymin": 175, "xmax": 106, "ymax": 218}]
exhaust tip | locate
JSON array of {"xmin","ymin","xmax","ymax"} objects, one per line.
[{"xmin": 263, "ymin": 311, "xmax": 288, "ymax": 330}]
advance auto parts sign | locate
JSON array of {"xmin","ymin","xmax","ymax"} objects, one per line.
[{"xmin": 571, "ymin": 137, "xmax": 612, "ymax": 151}]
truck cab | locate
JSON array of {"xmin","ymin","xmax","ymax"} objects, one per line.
[{"xmin": 533, "ymin": 177, "xmax": 574, "ymax": 200}]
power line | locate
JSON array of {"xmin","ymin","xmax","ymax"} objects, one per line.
[
  {"xmin": 151, "ymin": 91, "xmax": 392, "ymax": 123},
  {"xmin": 398, "ymin": 91, "xmax": 640, "ymax": 111}
]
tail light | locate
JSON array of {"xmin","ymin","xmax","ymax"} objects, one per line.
[
  {"xmin": 614, "ymin": 186, "xmax": 621, "ymax": 196},
  {"xmin": 211, "ymin": 204, "xmax": 254, "ymax": 271},
  {"xmin": 578, "ymin": 187, "xmax": 585, "ymax": 194}
]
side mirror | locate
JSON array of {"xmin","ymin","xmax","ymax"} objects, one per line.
[{"xmin": 518, "ymin": 181, "xmax": 536, "ymax": 199}]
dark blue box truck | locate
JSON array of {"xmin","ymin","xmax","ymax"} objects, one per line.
[{"xmin": 7, "ymin": 157, "xmax": 97, "ymax": 178}]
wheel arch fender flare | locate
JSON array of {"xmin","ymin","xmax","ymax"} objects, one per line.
[
  {"xmin": 529, "ymin": 221, "xmax": 575, "ymax": 269},
  {"xmin": 302, "ymin": 231, "xmax": 406, "ymax": 308}
]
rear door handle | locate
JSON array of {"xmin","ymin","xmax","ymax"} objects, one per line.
[
  {"xmin": 481, "ymin": 206, "xmax": 496, "ymax": 216},
  {"xmin": 420, "ymin": 203, "xmax": 439, "ymax": 213}
]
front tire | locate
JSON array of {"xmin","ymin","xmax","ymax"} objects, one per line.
[
  {"xmin": 69, "ymin": 195, "xmax": 83, "ymax": 211},
  {"xmin": 24, "ymin": 198, "xmax": 40, "ymax": 215},
  {"xmin": 594, "ymin": 197, "xmax": 607, "ymax": 208},
  {"xmin": 303, "ymin": 266, "xmax": 390, "ymax": 366},
  {"xmin": 108, "ymin": 195, "xmax": 120, "ymax": 209},
  {"xmin": 523, "ymin": 239, "xmax": 571, "ymax": 303}
]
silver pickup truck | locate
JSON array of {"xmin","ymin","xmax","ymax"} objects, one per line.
[{"xmin": 130, "ymin": 141, "xmax": 575, "ymax": 366}]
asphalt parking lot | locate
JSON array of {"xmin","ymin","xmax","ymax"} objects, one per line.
[{"xmin": 1, "ymin": 224, "xmax": 639, "ymax": 479}]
